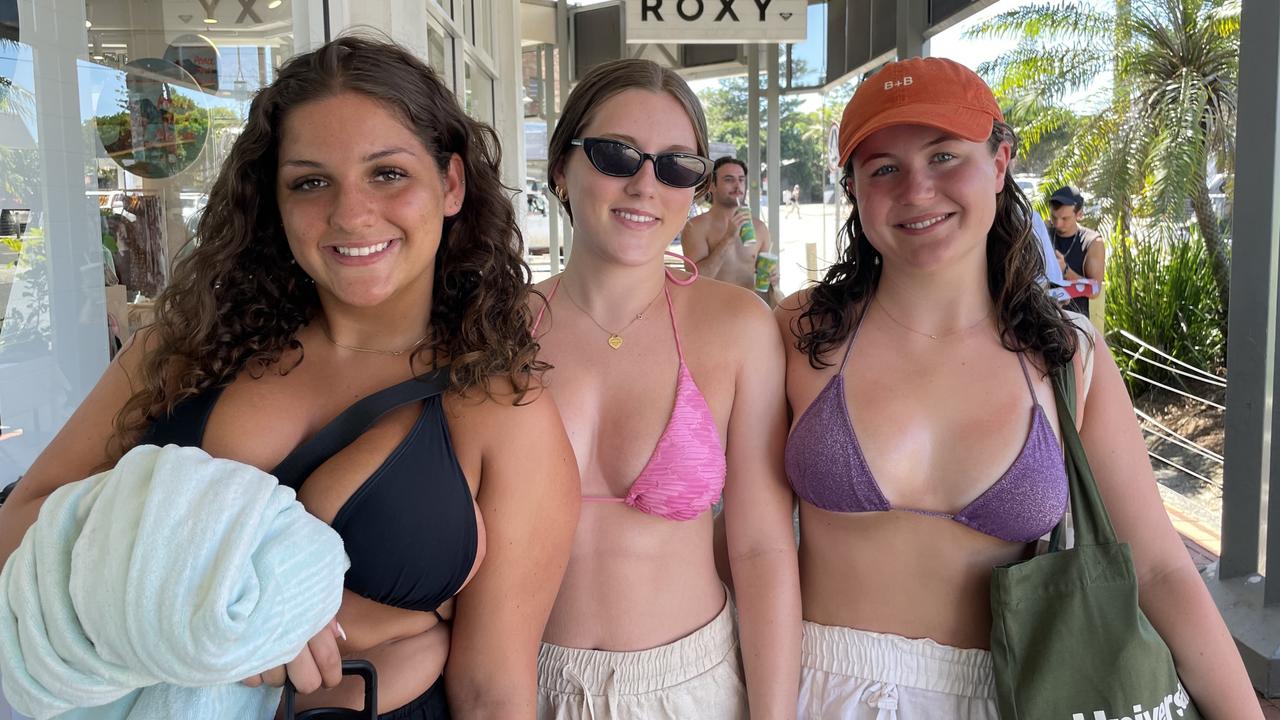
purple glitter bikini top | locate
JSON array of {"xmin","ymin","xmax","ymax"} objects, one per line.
[{"xmin": 784, "ymin": 312, "xmax": 1068, "ymax": 545}]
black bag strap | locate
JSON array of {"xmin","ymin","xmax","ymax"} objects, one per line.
[
  {"xmin": 271, "ymin": 366, "xmax": 452, "ymax": 490},
  {"xmin": 1049, "ymin": 361, "xmax": 1119, "ymax": 549}
]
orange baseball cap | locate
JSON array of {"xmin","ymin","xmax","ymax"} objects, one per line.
[{"xmin": 837, "ymin": 57, "xmax": 1004, "ymax": 167}]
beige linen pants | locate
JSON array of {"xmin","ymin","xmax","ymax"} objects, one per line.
[
  {"xmin": 799, "ymin": 621, "xmax": 998, "ymax": 719},
  {"xmin": 536, "ymin": 596, "xmax": 746, "ymax": 720}
]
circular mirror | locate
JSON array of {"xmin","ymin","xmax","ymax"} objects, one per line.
[
  {"xmin": 163, "ymin": 34, "xmax": 219, "ymax": 94},
  {"xmin": 95, "ymin": 57, "xmax": 210, "ymax": 179}
]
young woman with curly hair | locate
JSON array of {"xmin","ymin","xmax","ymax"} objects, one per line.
[
  {"xmin": 776, "ymin": 57, "xmax": 1255, "ymax": 718},
  {"xmin": 0, "ymin": 36, "xmax": 579, "ymax": 719},
  {"xmin": 530, "ymin": 59, "xmax": 799, "ymax": 719}
]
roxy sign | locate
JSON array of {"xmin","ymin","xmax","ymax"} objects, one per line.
[{"xmin": 625, "ymin": 0, "xmax": 808, "ymax": 44}]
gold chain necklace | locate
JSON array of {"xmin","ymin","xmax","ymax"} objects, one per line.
[
  {"xmin": 320, "ymin": 323, "xmax": 430, "ymax": 356},
  {"xmin": 560, "ymin": 281, "xmax": 664, "ymax": 350},
  {"xmin": 874, "ymin": 297, "xmax": 992, "ymax": 341}
]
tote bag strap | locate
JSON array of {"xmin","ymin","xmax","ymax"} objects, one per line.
[{"xmin": 1050, "ymin": 362, "xmax": 1119, "ymax": 548}]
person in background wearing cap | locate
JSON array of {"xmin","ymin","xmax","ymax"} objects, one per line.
[
  {"xmin": 1048, "ymin": 185, "xmax": 1105, "ymax": 314},
  {"xmin": 776, "ymin": 56, "xmax": 1257, "ymax": 718}
]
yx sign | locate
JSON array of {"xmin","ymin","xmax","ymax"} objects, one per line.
[{"xmin": 625, "ymin": 0, "xmax": 807, "ymax": 44}]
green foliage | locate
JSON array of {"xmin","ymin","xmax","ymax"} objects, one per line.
[
  {"xmin": 698, "ymin": 76, "xmax": 830, "ymax": 201},
  {"xmin": 970, "ymin": 0, "xmax": 1239, "ymax": 336},
  {"xmin": 1104, "ymin": 224, "xmax": 1225, "ymax": 391},
  {"xmin": 99, "ymin": 208, "xmax": 118, "ymax": 255}
]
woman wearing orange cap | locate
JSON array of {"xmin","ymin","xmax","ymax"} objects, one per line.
[{"xmin": 777, "ymin": 57, "xmax": 1256, "ymax": 718}]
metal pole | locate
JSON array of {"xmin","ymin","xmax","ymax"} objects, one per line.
[
  {"xmin": 1221, "ymin": 0, "xmax": 1280, "ymax": 584},
  {"xmin": 556, "ymin": 0, "xmax": 573, "ymax": 264},
  {"xmin": 542, "ymin": 43, "xmax": 561, "ymax": 275},
  {"xmin": 767, "ymin": 43, "xmax": 781, "ymax": 240},
  {"xmin": 748, "ymin": 46, "xmax": 761, "ymax": 214},
  {"xmin": 896, "ymin": 0, "xmax": 928, "ymax": 59},
  {"xmin": 1199, "ymin": 0, "xmax": 1280, "ymax": 697}
]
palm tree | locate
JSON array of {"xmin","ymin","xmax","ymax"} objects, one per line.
[{"xmin": 967, "ymin": 0, "xmax": 1239, "ymax": 321}]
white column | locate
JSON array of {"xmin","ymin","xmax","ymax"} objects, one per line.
[{"xmin": 0, "ymin": 0, "xmax": 107, "ymax": 481}]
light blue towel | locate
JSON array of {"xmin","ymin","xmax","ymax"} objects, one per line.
[{"xmin": 0, "ymin": 444, "xmax": 349, "ymax": 720}]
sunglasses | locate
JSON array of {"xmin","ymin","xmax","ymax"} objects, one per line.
[{"xmin": 571, "ymin": 138, "xmax": 711, "ymax": 189}]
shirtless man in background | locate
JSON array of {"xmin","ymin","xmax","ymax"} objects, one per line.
[{"xmin": 681, "ymin": 157, "xmax": 777, "ymax": 305}]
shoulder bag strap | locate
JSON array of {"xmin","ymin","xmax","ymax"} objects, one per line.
[{"xmin": 1050, "ymin": 361, "xmax": 1119, "ymax": 548}]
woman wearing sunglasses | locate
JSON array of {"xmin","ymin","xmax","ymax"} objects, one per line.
[{"xmin": 530, "ymin": 59, "xmax": 800, "ymax": 719}]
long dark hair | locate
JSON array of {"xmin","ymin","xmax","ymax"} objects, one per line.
[
  {"xmin": 112, "ymin": 35, "xmax": 543, "ymax": 459},
  {"xmin": 793, "ymin": 122, "xmax": 1080, "ymax": 371}
]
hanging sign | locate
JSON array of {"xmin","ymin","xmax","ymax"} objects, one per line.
[{"xmin": 625, "ymin": 0, "xmax": 807, "ymax": 44}]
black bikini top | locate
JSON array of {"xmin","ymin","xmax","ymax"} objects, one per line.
[{"xmin": 142, "ymin": 366, "xmax": 477, "ymax": 613}]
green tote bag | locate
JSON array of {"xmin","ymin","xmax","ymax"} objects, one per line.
[{"xmin": 988, "ymin": 363, "xmax": 1201, "ymax": 720}]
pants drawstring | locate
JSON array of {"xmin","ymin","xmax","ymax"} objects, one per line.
[
  {"xmin": 861, "ymin": 681, "xmax": 899, "ymax": 720},
  {"xmin": 562, "ymin": 665, "xmax": 618, "ymax": 719}
]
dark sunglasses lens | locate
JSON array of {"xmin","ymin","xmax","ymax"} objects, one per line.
[
  {"xmin": 656, "ymin": 155, "xmax": 708, "ymax": 188},
  {"xmin": 588, "ymin": 140, "xmax": 642, "ymax": 176}
]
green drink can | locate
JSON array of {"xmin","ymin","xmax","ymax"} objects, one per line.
[
  {"xmin": 737, "ymin": 201, "xmax": 757, "ymax": 245},
  {"xmin": 755, "ymin": 252, "xmax": 778, "ymax": 292}
]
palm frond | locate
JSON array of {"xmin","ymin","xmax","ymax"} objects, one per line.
[{"xmin": 963, "ymin": 1, "xmax": 1113, "ymax": 46}]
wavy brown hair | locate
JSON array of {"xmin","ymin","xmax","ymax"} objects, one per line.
[
  {"xmin": 793, "ymin": 122, "xmax": 1081, "ymax": 372},
  {"xmin": 111, "ymin": 35, "xmax": 543, "ymax": 459}
]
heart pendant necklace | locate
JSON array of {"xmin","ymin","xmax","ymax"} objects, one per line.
[{"xmin": 562, "ymin": 281, "xmax": 664, "ymax": 350}]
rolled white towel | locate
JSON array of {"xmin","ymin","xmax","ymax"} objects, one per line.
[{"xmin": 0, "ymin": 444, "xmax": 349, "ymax": 720}]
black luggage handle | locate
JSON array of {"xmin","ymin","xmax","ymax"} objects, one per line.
[{"xmin": 282, "ymin": 659, "xmax": 377, "ymax": 720}]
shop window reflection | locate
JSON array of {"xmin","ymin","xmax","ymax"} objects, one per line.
[{"xmin": 81, "ymin": 0, "xmax": 296, "ymax": 346}]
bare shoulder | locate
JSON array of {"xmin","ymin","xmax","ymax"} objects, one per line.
[
  {"xmin": 529, "ymin": 275, "xmax": 558, "ymax": 305},
  {"xmin": 525, "ymin": 275, "xmax": 559, "ymax": 335},
  {"xmin": 687, "ymin": 274, "xmax": 770, "ymax": 316},
  {"xmin": 775, "ymin": 287, "xmax": 814, "ymax": 322},
  {"xmin": 754, "ymin": 216, "xmax": 772, "ymax": 238},
  {"xmin": 1062, "ymin": 310, "xmax": 1099, "ymax": 398},
  {"xmin": 774, "ymin": 287, "xmax": 817, "ymax": 345},
  {"xmin": 681, "ymin": 276, "xmax": 778, "ymax": 350},
  {"xmin": 447, "ymin": 374, "xmax": 559, "ymax": 430},
  {"xmin": 684, "ymin": 212, "xmax": 711, "ymax": 234}
]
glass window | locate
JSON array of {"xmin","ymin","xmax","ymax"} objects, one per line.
[
  {"xmin": 0, "ymin": 0, "xmax": 305, "ymax": 481},
  {"xmin": 473, "ymin": 0, "xmax": 493, "ymax": 56},
  {"xmin": 427, "ymin": 19, "xmax": 452, "ymax": 87},
  {"xmin": 81, "ymin": 0, "xmax": 298, "ymax": 314},
  {"xmin": 463, "ymin": 59, "xmax": 493, "ymax": 124},
  {"xmin": 786, "ymin": 2, "xmax": 827, "ymax": 89},
  {"xmin": 462, "ymin": 0, "xmax": 472, "ymax": 45}
]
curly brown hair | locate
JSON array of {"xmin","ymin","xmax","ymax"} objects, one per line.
[
  {"xmin": 793, "ymin": 122, "xmax": 1081, "ymax": 372},
  {"xmin": 112, "ymin": 35, "xmax": 543, "ymax": 459}
]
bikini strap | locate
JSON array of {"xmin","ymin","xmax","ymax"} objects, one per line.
[
  {"xmin": 530, "ymin": 277, "xmax": 561, "ymax": 337},
  {"xmin": 1015, "ymin": 353, "xmax": 1040, "ymax": 406},
  {"xmin": 271, "ymin": 366, "xmax": 453, "ymax": 490},
  {"xmin": 836, "ymin": 303, "xmax": 871, "ymax": 375},
  {"xmin": 663, "ymin": 283, "xmax": 686, "ymax": 363},
  {"xmin": 663, "ymin": 250, "xmax": 698, "ymax": 286}
]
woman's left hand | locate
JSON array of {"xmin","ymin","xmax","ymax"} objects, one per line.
[{"xmin": 242, "ymin": 619, "xmax": 345, "ymax": 693}]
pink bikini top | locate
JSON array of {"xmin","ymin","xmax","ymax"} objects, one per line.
[{"xmin": 531, "ymin": 260, "xmax": 726, "ymax": 521}]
